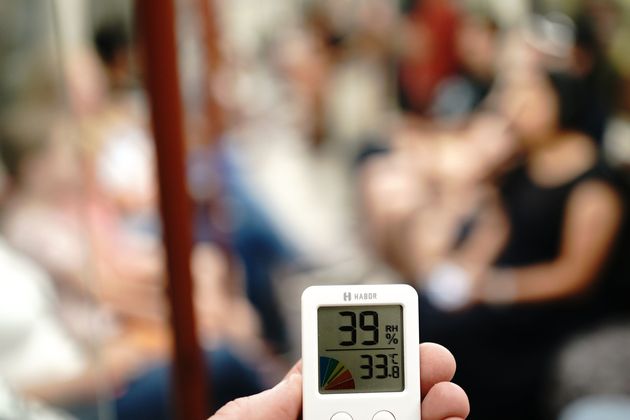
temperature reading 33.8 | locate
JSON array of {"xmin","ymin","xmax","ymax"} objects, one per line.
[{"xmin": 318, "ymin": 305, "xmax": 404, "ymax": 393}]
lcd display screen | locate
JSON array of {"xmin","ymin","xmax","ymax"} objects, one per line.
[{"xmin": 318, "ymin": 305, "xmax": 404, "ymax": 394}]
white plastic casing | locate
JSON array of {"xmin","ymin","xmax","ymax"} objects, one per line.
[{"xmin": 302, "ymin": 284, "xmax": 420, "ymax": 420}]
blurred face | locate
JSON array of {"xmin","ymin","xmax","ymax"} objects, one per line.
[
  {"xmin": 456, "ymin": 17, "xmax": 496, "ymax": 79},
  {"xmin": 435, "ymin": 135, "xmax": 482, "ymax": 187},
  {"xmin": 276, "ymin": 31, "xmax": 330, "ymax": 104},
  {"xmin": 65, "ymin": 49, "xmax": 107, "ymax": 117},
  {"xmin": 20, "ymin": 124, "xmax": 83, "ymax": 199},
  {"xmin": 466, "ymin": 113, "xmax": 516, "ymax": 178},
  {"xmin": 499, "ymin": 72, "xmax": 559, "ymax": 148}
]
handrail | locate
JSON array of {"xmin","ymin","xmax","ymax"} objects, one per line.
[{"xmin": 137, "ymin": 0, "xmax": 209, "ymax": 418}]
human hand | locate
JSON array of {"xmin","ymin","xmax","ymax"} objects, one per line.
[{"xmin": 209, "ymin": 342, "xmax": 469, "ymax": 420}]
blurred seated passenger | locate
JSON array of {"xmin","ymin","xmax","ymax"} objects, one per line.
[
  {"xmin": 397, "ymin": 0, "xmax": 460, "ymax": 114},
  {"xmin": 419, "ymin": 68, "xmax": 626, "ymax": 420},
  {"xmin": 90, "ymin": 21, "xmax": 261, "ymax": 346},
  {"xmin": 0, "ymin": 103, "xmax": 165, "ymax": 334},
  {"xmin": 430, "ymin": 13, "xmax": 499, "ymax": 122},
  {"xmin": 0, "ymin": 103, "xmax": 265, "ymax": 418},
  {"xmin": 88, "ymin": 19, "xmax": 158, "ymax": 235},
  {"xmin": 0, "ymin": 234, "xmax": 263, "ymax": 420}
]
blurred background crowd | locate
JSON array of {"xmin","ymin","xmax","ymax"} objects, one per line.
[{"xmin": 1, "ymin": 0, "xmax": 630, "ymax": 419}]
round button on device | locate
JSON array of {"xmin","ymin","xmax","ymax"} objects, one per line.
[
  {"xmin": 330, "ymin": 412, "xmax": 353, "ymax": 420},
  {"xmin": 372, "ymin": 410, "xmax": 396, "ymax": 420}
]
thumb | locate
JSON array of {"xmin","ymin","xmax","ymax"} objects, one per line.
[{"xmin": 210, "ymin": 373, "xmax": 303, "ymax": 420}]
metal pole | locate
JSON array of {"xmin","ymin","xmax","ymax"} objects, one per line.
[{"xmin": 136, "ymin": 0, "xmax": 208, "ymax": 418}]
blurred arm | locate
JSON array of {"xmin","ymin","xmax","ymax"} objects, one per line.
[
  {"xmin": 19, "ymin": 342, "xmax": 148, "ymax": 407},
  {"xmin": 451, "ymin": 188, "xmax": 510, "ymax": 280},
  {"xmin": 483, "ymin": 181, "xmax": 623, "ymax": 304}
]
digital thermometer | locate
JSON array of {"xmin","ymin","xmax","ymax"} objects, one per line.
[{"xmin": 302, "ymin": 284, "xmax": 420, "ymax": 420}]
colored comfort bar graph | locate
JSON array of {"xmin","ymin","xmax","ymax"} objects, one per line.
[{"xmin": 320, "ymin": 357, "xmax": 356, "ymax": 391}]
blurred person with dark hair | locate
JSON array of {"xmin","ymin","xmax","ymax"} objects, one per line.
[
  {"xmin": 86, "ymin": 18, "xmax": 157, "ymax": 226},
  {"xmin": 524, "ymin": 11, "xmax": 620, "ymax": 144},
  {"xmin": 93, "ymin": 19, "xmax": 136, "ymax": 93},
  {"xmin": 89, "ymin": 18, "xmax": 265, "ymax": 349},
  {"xmin": 418, "ymin": 67, "xmax": 626, "ymax": 419}
]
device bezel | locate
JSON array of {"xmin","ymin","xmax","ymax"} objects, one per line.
[{"xmin": 302, "ymin": 284, "xmax": 421, "ymax": 420}]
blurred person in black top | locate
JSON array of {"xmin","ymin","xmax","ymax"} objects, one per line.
[{"xmin": 419, "ymin": 68, "xmax": 626, "ymax": 420}]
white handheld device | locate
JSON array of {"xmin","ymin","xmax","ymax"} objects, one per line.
[{"xmin": 302, "ymin": 284, "xmax": 420, "ymax": 420}]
